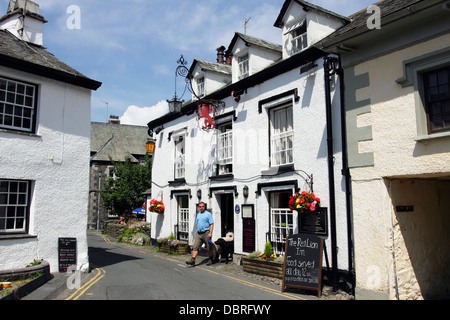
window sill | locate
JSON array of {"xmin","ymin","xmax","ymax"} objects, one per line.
[
  {"xmin": 261, "ymin": 164, "xmax": 295, "ymax": 176},
  {"xmin": 0, "ymin": 234, "xmax": 37, "ymax": 241},
  {"xmin": 415, "ymin": 131, "xmax": 450, "ymax": 142},
  {"xmin": 168, "ymin": 178, "xmax": 186, "ymax": 186},
  {"xmin": 210, "ymin": 174, "xmax": 234, "ymax": 181},
  {"xmin": 0, "ymin": 128, "xmax": 41, "ymax": 138}
]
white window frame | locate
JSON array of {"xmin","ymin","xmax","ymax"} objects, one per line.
[
  {"xmin": 174, "ymin": 137, "xmax": 185, "ymax": 179},
  {"xmin": 291, "ymin": 20, "xmax": 308, "ymax": 54},
  {"xmin": 270, "ymin": 103, "xmax": 294, "ymax": 167},
  {"xmin": 238, "ymin": 53, "xmax": 249, "ymax": 80},
  {"xmin": 197, "ymin": 77, "xmax": 205, "ymax": 97},
  {"xmin": 0, "ymin": 76, "xmax": 37, "ymax": 133},
  {"xmin": 0, "ymin": 180, "xmax": 30, "ymax": 234},
  {"xmin": 269, "ymin": 191, "xmax": 294, "ymax": 255},
  {"xmin": 177, "ymin": 195, "xmax": 189, "ymax": 242}
]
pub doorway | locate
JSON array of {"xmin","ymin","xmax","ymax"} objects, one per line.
[{"xmin": 219, "ymin": 193, "xmax": 234, "ymax": 237}]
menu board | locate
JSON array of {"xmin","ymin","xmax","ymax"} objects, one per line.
[
  {"xmin": 299, "ymin": 207, "xmax": 328, "ymax": 237},
  {"xmin": 58, "ymin": 238, "xmax": 77, "ymax": 273},
  {"xmin": 242, "ymin": 218, "xmax": 255, "ymax": 253},
  {"xmin": 282, "ymin": 233, "xmax": 324, "ymax": 297}
]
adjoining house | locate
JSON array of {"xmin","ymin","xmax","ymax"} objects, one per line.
[
  {"xmin": 318, "ymin": 0, "xmax": 450, "ymax": 299},
  {"xmin": 0, "ymin": 0, "xmax": 101, "ymax": 273},
  {"xmin": 89, "ymin": 116, "xmax": 149, "ymax": 229},
  {"xmin": 148, "ymin": 0, "xmax": 354, "ymax": 291}
]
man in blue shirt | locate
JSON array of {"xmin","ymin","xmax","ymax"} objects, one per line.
[{"xmin": 186, "ymin": 202, "xmax": 214, "ymax": 266}]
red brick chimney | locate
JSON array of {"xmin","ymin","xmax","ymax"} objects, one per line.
[{"xmin": 216, "ymin": 46, "xmax": 226, "ymax": 64}]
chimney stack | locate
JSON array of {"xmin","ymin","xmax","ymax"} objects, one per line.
[
  {"xmin": 216, "ymin": 46, "xmax": 226, "ymax": 64},
  {"xmin": 108, "ymin": 115, "xmax": 120, "ymax": 125},
  {"xmin": 0, "ymin": 0, "xmax": 47, "ymax": 46}
]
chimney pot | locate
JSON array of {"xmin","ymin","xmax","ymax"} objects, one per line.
[{"xmin": 216, "ymin": 45, "xmax": 226, "ymax": 64}]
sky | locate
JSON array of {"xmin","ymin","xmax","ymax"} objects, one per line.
[{"xmin": 1, "ymin": 0, "xmax": 376, "ymax": 126}]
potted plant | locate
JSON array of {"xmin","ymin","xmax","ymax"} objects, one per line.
[
  {"xmin": 149, "ymin": 199, "xmax": 165, "ymax": 214},
  {"xmin": 158, "ymin": 233, "xmax": 189, "ymax": 255},
  {"xmin": 289, "ymin": 191, "xmax": 321, "ymax": 213},
  {"xmin": 242, "ymin": 242, "xmax": 284, "ymax": 279}
]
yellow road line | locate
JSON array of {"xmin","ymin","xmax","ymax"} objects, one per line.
[
  {"xmin": 102, "ymin": 236, "xmax": 112, "ymax": 244},
  {"xmin": 65, "ymin": 267, "xmax": 106, "ymax": 301},
  {"xmin": 197, "ymin": 266, "xmax": 305, "ymax": 300}
]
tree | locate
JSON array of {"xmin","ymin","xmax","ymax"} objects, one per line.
[{"xmin": 101, "ymin": 155, "xmax": 152, "ymax": 217}]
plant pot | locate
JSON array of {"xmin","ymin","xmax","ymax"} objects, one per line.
[
  {"xmin": 242, "ymin": 256, "xmax": 284, "ymax": 279},
  {"xmin": 158, "ymin": 242, "xmax": 189, "ymax": 255}
]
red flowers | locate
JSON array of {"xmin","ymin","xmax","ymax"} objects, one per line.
[
  {"xmin": 289, "ymin": 191, "xmax": 321, "ymax": 213},
  {"xmin": 149, "ymin": 199, "xmax": 165, "ymax": 214}
]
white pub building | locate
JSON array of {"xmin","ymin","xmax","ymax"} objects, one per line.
[{"xmin": 147, "ymin": 0, "xmax": 353, "ymax": 290}]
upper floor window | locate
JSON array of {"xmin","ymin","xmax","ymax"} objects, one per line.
[
  {"xmin": 217, "ymin": 121, "xmax": 233, "ymax": 175},
  {"xmin": 0, "ymin": 76, "xmax": 37, "ymax": 133},
  {"xmin": 0, "ymin": 180, "xmax": 30, "ymax": 234},
  {"xmin": 238, "ymin": 54, "xmax": 249, "ymax": 80},
  {"xmin": 270, "ymin": 103, "xmax": 294, "ymax": 167},
  {"xmin": 291, "ymin": 20, "xmax": 307, "ymax": 54},
  {"xmin": 197, "ymin": 77, "xmax": 205, "ymax": 97},
  {"xmin": 174, "ymin": 136, "xmax": 185, "ymax": 179},
  {"xmin": 423, "ymin": 66, "xmax": 450, "ymax": 134}
]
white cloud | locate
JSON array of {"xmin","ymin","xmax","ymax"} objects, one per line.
[{"xmin": 120, "ymin": 101, "xmax": 169, "ymax": 126}]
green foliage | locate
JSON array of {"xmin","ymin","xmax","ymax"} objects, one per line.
[
  {"xmin": 264, "ymin": 241, "xmax": 274, "ymax": 257},
  {"xmin": 101, "ymin": 155, "xmax": 152, "ymax": 217},
  {"xmin": 26, "ymin": 259, "xmax": 42, "ymax": 268},
  {"xmin": 117, "ymin": 226, "xmax": 139, "ymax": 242}
]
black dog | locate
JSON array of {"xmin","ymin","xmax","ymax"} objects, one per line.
[{"xmin": 214, "ymin": 238, "xmax": 234, "ymax": 263}]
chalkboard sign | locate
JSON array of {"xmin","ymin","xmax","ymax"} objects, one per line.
[
  {"xmin": 242, "ymin": 218, "xmax": 255, "ymax": 253},
  {"xmin": 299, "ymin": 207, "xmax": 328, "ymax": 237},
  {"xmin": 282, "ymin": 233, "xmax": 324, "ymax": 297},
  {"xmin": 58, "ymin": 238, "xmax": 77, "ymax": 273}
]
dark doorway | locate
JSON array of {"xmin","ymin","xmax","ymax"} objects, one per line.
[{"xmin": 219, "ymin": 194, "xmax": 234, "ymax": 236}]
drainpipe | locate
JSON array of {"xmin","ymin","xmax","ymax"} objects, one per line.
[
  {"xmin": 335, "ymin": 55, "xmax": 356, "ymax": 297},
  {"xmin": 323, "ymin": 56, "xmax": 339, "ymax": 291}
]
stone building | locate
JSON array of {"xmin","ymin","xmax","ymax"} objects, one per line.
[{"xmin": 89, "ymin": 116, "xmax": 148, "ymax": 229}]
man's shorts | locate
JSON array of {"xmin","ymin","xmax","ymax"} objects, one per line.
[{"xmin": 193, "ymin": 230, "xmax": 210, "ymax": 251}]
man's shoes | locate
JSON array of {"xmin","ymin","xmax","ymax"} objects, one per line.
[
  {"xmin": 206, "ymin": 258, "xmax": 213, "ymax": 266},
  {"xmin": 185, "ymin": 257, "xmax": 195, "ymax": 266}
]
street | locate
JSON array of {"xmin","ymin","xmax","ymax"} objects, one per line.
[{"xmin": 56, "ymin": 231, "xmax": 315, "ymax": 302}]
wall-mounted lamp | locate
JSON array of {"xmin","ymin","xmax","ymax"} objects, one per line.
[
  {"xmin": 243, "ymin": 185, "xmax": 249, "ymax": 198},
  {"xmin": 146, "ymin": 138, "xmax": 156, "ymax": 155},
  {"xmin": 197, "ymin": 189, "xmax": 202, "ymax": 200}
]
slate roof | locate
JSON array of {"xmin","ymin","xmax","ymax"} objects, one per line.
[
  {"xmin": 192, "ymin": 59, "xmax": 232, "ymax": 75},
  {"xmin": 91, "ymin": 122, "xmax": 148, "ymax": 163},
  {"xmin": 274, "ymin": 0, "xmax": 351, "ymax": 28},
  {"xmin": 316, "ymin": 0, "xmax": 428, "ymax": 48},
  {"xmin": 227, "ymin": 32, "xmax": 282, "ymax": 55},
  {"xmin": 0, "ymin": 29, "xmax": 101, "ymax": 90}
]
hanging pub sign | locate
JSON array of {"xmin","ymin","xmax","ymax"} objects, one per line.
[
  {"xmin": 282, "ymin": 233, "xmax": 324, "ymax": 298},
  {"xmin": 198, "ymin": 104, "xmax": 216, "ymax": 130}
]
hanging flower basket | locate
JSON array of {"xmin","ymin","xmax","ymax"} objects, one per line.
[
  {"xmin": 149, "ymin": 199, "xmax": 165, "ymax": 214},
  {"xmin": 289, "ymin": 191, "xmax": 321, "ymax": 213}
]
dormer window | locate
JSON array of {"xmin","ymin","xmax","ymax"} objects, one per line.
[
  {"xmin": 197, "ymin": 77, "xmax": 205, "ymax": 97},
  {"xmin": 290, "ymin": 20, "xmax": 307, "ymax": 53},
  {"xmin": 238, "ymin": 54, "xmax": 249, "ymax": 80}
]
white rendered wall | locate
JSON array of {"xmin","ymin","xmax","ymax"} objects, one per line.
[
  {"xmin": 0, "ymin": 66, "xmax": 91, "ymax": 273},
  {"xmin": 150, "ymin": 56, "xmax": 349, "ymax": 272}
]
